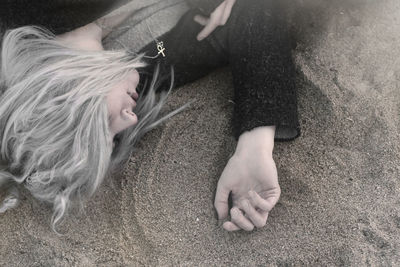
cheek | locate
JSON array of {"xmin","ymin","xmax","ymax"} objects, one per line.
[
  {"xmin": 107, "ymin": 94, "xmax": 124, "ymax": 120},
  {"xmin": 106, "ymin": 96, "xmax": 121, "ymax": 133},
  {"xmin": 108, "ymin": 104, "xmax": 120, "ymax": 120}
]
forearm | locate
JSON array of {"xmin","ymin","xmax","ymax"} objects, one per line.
[{"xmin": 228, "ymin": 0, "xmax": 300, "ymax": 141}]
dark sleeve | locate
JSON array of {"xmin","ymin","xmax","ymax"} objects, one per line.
[
  {"xmin": 228, "ymin": 0, "xmax": 300, "ymax": 141},
  {"xmin": 0, "ymin": 0, "xmax": 129, "ymax": 35},
  {"xmin": 184, "ymin": 0, "xmax": 224, "ymax": 15}
]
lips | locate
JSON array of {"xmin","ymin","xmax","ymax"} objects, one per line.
[
  {"xmin": 128, "ymin": 70, "xmax": 140, "ymax": 101},
  {"xmin": 128, "ymin": 97, "xmax": 137, "ymax": 109},
  {"xmin": 132, "ymin": 91, "xmax": 139, "ymax": 101}
]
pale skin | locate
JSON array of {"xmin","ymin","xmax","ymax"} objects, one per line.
[{"xmin": 56, "ymin": 0, "xmax": 280, "ymax": 231}]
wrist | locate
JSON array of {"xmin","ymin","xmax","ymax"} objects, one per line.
[{"xmin": 235, "ymin": 126, "xmax": 276, "ymax": 157}]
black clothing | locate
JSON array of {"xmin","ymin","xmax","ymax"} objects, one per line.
[
  {"xmin": 0, "ymin": 0, "xmax": 223, "ymax": 35},
  {"xmin": 139, "ymin": 0, "xmax": 300, "ymax": 141},
  {"xmin": 1, "ymin": 0, "xmax": 300, "ymax": 141}
]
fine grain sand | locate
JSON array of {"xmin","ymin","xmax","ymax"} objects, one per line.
[{"xmin": 1, "ymin": 0, "xmax": 399, "ymax": 265}]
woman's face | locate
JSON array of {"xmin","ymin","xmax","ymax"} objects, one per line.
[{"xmin": 106, "ymin": 70, "xmax": 140, "ymax": 138}]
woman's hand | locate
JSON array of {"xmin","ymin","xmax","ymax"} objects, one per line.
[
  {"xmin": 215, "ymin": 126, "xmax": 281, "ymax": 231},
  {"xmin": 193, "ymin": 0, "xmax": 237, "ymax": 41}
]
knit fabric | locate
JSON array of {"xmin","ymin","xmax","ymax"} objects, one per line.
[
  {"xmin": 228, "ymin": 0, "xmax": 300, "ymax": 141},
  {"xmin": 0, "ymin": 0, "xmax": 222, "ymax": 36},
  {"xmin": 0, "ymin": 0, "xmax": 300, "ymax": 141},
  {"xmin": 138, "ymin": 0, "xmax": 300, "ymax": 141},
  {"xmin": 0, "ymin": 0, "xmax": 127, "ymax": 34},
  {"xmin": 185, "ymin": 0, "xmax": 224, "ymax": 14}
]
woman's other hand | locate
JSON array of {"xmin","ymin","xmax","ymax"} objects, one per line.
[
  {"xmin": 193, "ymin": 0, "xmax": 236, "ymax": 41},
  {"xmin": 215, "ymin": 126, "xmax": 281, "ymax": 231}
]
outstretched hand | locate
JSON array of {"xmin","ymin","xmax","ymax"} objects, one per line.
[
  {"xmin": 215, "ymin": 126, "xmax": 281, "ymax": 231},
  {"xmin": 193, "ymin": 0, "xmax": 237, "ymax": 41}
]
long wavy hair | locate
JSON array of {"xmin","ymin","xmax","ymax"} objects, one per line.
[{"xmin": 0, "ymin": 26, "xmax": 187, "ymax": 233}]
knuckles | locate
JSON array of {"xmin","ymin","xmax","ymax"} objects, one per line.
[{"xmin": 239, "ymin": 199, "xmax": 251, "ymax": 211}]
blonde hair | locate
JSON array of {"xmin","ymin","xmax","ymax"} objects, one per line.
[{"xmin": 0, "ymin": 26, "xmax": 186, "ymax": 233}]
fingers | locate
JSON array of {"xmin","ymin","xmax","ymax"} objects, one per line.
[
  {"xmin": 196, "ymin": 19, "xmax": 219, "ymax": 41},
  {"xmin": 221, "ymin": 191, "xmax": 277, "ymax": 231},
  {"xmin": 258, "ymin": 209, "xmax": 269, "ymax": 222},
  {"xmin": 222, "ymin": 208, "xmax": 270, "ymax": 232},
  {"xmin": 238, "ymin": 199, "xmax": 267, "ymax": 228},
  {"xmin": 249, "ymin": 190, "xmax": 278, "ymax": 212},
  {"xmin": 194, "ymin": 0, "xmax": 237, "ymax": 41},
  {"xmin": 195, "ymin": 1, "xmax": 228, "ymax": 41},
  {"xmin": 214, "ymin": 185, "xmax": 230, "ymax": 220},
  {"xmin": 227, "ymin": 207, "xmax": 254, "ymax": 231},
  {"xmin": 221, "ymin": 0, "xmax": 236, "ymax": 25},
  {"xmin": 222, "ymin": 221, "xmax": 241, "ymax": 231},
  {"xmin": 193, "ymin": 15, "xmax": 209, "ymax": 26}
]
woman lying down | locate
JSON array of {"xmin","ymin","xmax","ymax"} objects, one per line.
[{"xmin": 0, "ymin": 0, "xmax": 300, "ymax": 233}]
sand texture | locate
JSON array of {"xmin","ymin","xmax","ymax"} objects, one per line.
[{"xmin": 1, "ymin": 0, "xmax": 400, "ymax": 266}]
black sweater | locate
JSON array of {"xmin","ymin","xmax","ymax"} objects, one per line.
[
  {"xmin": 0, "ymin": 0, "xmax": 300, "ymax": 142},
  {"xmin": 0, "ymin": 0, "xmax": 223, "ymax": 35}
]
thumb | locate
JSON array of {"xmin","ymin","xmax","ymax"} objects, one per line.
[{"xmin": 214, "ymin": 184, "xmax": 230, "ymax": 220}]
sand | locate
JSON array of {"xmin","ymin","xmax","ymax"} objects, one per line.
[{"xmin": 1, "ymin": 0, "xmax": 400, "ymax": 265}]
